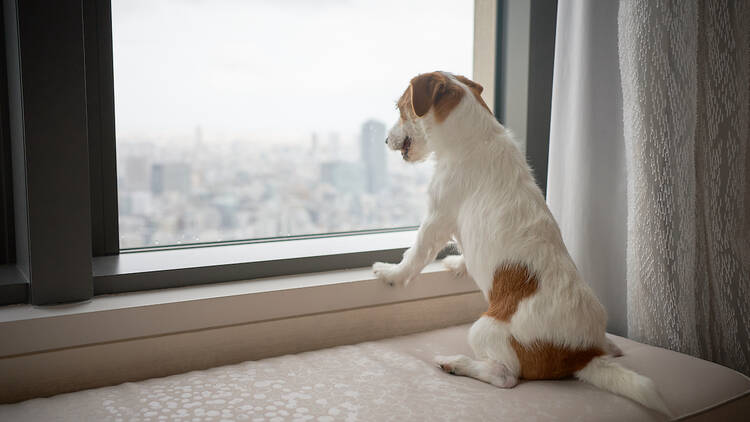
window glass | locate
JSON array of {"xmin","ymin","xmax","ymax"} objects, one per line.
[{"xmin": 113, "ymin": 0, "xmax": 474, "ymax": 249}]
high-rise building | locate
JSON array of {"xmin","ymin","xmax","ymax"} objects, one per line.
[
  {"xmin": 151, "ymin": 162, "xmax": 192, "ymax": 195},
  {"xmin": 310, "ymin": 132, "xmax": 319, "ymax": 156},
  {"xmin": 194, "ymin": 125, "xmax": 203, "ymax": 146},
  {"xmin": 360, "ymin": 120, "xmax": 387, "ymax": 193}
]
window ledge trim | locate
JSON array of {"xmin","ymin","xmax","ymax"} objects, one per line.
[
  {"xmin": 0, "ymin": 262, "xmax": 479, "ymax": 358},
  {"xmin": 93, "ymin": 230, "xmax": 424, "ymax": 295}
]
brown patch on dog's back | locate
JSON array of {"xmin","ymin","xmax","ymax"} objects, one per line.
[
  {"xmin": 484, "ymin": 264, "xmax": 602, "ymax": 379},
  {"xmin": 510, "ymin": 338, "xmax": 604, "ymax": 380},
  {"xmin": 484, "ymin": 264, "xmax": 539, "ymax": 321},
  {"xmin": 454, "ymin": 75, "xmax": 492, "ymax": 114}
]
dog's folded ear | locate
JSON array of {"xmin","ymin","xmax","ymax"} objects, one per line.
[
  {"xmin": 409, "ymin": 72, "xmax": 465, "ymax": 121},
  {"xmin": 409, "ymin": 72, "xmax": 447, "ymax": 118}
]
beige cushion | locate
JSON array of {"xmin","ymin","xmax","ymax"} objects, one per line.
[{"xmin": 1, "ymin": 324, "xmax": 748, "ymax": 421}]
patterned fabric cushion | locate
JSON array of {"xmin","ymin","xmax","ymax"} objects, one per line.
[{"xmin": 1, "ymin": 324, "xmax": 748, "ymax": 421}]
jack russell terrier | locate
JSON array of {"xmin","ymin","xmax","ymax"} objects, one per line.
[{"xmin": 372, "ymin": 71, "xmax": 671, "ymax": 417}]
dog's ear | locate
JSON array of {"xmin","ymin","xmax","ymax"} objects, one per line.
[
  {"xmin": 455, "ymin": 74, "xmax": 491, "ymax": 113},
  {"xmin": 454, "ymin": 75, "xmax": 483, "ymax": 94},
  {"xmin": 409, "ymin": 72, "xmax": 448, "ymax": 118}
]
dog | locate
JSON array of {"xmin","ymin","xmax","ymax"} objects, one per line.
[{"xmin": 372, "ymin": 71, "xmax": 671, "ymax": 417}]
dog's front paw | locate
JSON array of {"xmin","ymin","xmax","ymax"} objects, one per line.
[
  {"xmin": 372, "ymin": 262, "xmax": 409, "ymax": 287},
  {"xmin": 442, "ymin": 255, "xmax": 467, "ymax": 277}
]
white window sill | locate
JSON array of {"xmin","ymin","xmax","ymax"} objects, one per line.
[{"xmin": 0, "ymin": 263, "xmax": 479, "ymax": 358}]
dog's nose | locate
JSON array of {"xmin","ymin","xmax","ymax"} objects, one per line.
[{"xmin": 385, "ymin": 137, "xmax": 388, "ymax": 145}]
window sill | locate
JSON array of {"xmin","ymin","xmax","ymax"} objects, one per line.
[{"xmin": 0, "ymin": 262, "xmax": 479, "ymax": 359}]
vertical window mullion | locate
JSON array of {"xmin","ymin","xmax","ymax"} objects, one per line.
[
  {"xmin": 5, "ymin": 0, "xmax": 93, "ymax": 305},
  {"xmin": 494, "ymin": 0, "xmax": 506, "ymax": 124},
  {"xmin": 525, "ymin": 0, "xmax": 557, "ymax": 196},
  {"xmin": 85, "ymin": 0, "xmax": 119, "ymax": 257},
  {"xmin": 493, "ymin": 0, "xmax": 556, "ymax": 196},
  {"xmin": 0, "ymin": 0, "xmax": 14, "ymax": 266}
]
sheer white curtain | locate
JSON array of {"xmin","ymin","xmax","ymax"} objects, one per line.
[
  {"xmin": 549, "ymin": 0, "xmax": 750, "ymax": 375},
  {"xmin": 547, "ymin": 1, "xmax": 627, "ymax": 335}
]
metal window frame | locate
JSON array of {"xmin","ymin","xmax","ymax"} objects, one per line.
[
  {"xmin": 0, "ymin": 0, "xmax": 23, "ymax": 305},
  {"xmin": 85, "ymin": 0, "xmax": 120, "ymax": 257},
  {"xmin": 0, "ymin": 0, "xmax": 555, "ymax": 305},
  {"xmin": 2, "ymin": 0, "xmax": 93, "ymax": 305},
  {"xmin": 524, "ymin": 0, "xmax": 557, "ymax": 195},
  {"xmin": 494, "ymin": 0, "xmax": 557, "ymax": 195},
  {"xmin": 0, "ymin": 2, "xmax": 13, "ymax": 267},
  {"xmin": 494, "ymin": 1, "xmax": 507, "ymax": 124}
]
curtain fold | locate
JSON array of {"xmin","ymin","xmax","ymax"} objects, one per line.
[
  {"xmin": 547, "ymin": 0, "xmax": 628, "ymax": 336},
  {"xmin": 550, "ymin": 0, "xmax": 750, "ymax": 375},
  {"xmin": 619, "ymin": 0, "xmax": 750, "ymax": 375}
]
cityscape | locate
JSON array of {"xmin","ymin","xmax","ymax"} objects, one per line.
[
  {"xmin": 117, "ymin": 120, "xmax": 434, "ymax": 249},
  {"xmin": 110, "ymin": 0, "xmax": 472, "ymax": 250}
]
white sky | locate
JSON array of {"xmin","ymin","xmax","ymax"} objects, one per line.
[{"xmin": 112, "ymin": 0, "xmax": 474, "ymax": 143}]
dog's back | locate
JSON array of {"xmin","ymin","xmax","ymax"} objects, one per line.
[{"xmin": 447, "ymin": 119, "xmax": 607, "ymax": 345}]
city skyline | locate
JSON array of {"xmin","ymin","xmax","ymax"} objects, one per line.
[
  {"xmin": 117, "ymin": 118, "xmax": 433, "ymax": 249},
  {"xmin": 111, "ymin": 0, "xmax": 470, "ymax": 248}
]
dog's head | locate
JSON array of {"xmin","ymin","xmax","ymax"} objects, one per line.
[{"xmin": 385, "ymin": 72, "xmax": 490, "ymax": 162}]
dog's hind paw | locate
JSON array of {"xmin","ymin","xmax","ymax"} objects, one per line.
[{"xmin": 435, "ymin": 355, "xmax": 472, "ymax": 375}]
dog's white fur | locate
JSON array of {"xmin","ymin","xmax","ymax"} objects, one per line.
[{"xmin": 373, "ymin": 72, "xmax": 671, "ymax": 417}]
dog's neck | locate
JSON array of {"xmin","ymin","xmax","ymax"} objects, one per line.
[
  {"xmin": 426, "ymin": 100, "xmax": 519, "ymax": 163},
  {"xmin": 424, "ymin": 99, "xmax": 539, "ymax": 195}
]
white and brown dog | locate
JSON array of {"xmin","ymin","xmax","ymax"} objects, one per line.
[{"xmin": 373, "ymin": 71, "xmax": 671, "ymax": 416}]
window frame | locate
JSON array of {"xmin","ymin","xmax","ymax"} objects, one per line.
[
  {"xmin": 2, "ymin": 0, "xmax": 93, "ymax": 305},
  {"xmin": 0, "ymin": 0, "xmax": 556, "ymax": 305},
  {"xmin": 85, "ymin": 0, "xmax": 119, "ymax": 257},
  {"xmin": 0, "ymin": 0, "xmax": 23, "ymax": 305},
  {"xmin": 0, "ymin": 1, "xmax": 13, "ymax": 267}
]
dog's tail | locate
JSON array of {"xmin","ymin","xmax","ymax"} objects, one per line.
[{"xmin": 575, "ymin": 356, "xmax": 673, "ymax": 418}]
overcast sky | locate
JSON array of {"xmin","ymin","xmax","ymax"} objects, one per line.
[{"xmin": 112, "ymin": 0, "xmax": 474, "ymax": 144}]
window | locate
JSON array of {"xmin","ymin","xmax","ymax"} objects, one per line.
[
  {"xmin": 2, "ymin": 0, "xmax": 557, "ymax": 305},
  {"xmin": 112, "ymin": 0, "xmax": 474, "ymax": 249}
]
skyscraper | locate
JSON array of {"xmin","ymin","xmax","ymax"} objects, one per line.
[
  {"xmin": 151, "ymin": 162, "xmax": 192, "ymax": 195},
  {"xmin": 360, "ymin": 120, "xmax": 387, "ymax": 193}
]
